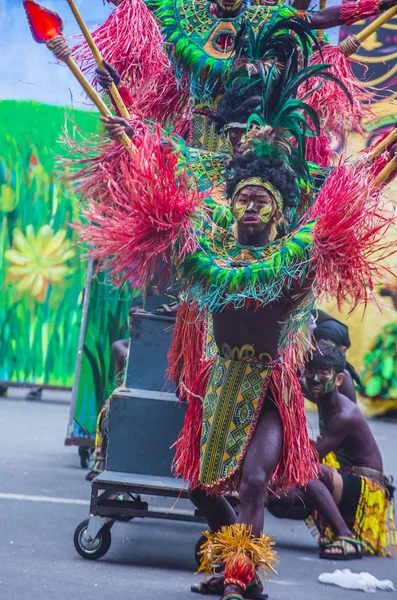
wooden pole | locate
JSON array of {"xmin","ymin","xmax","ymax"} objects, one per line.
[
  {"xmin": 356, "ymin": 5, "xmax": 397, "ymax": 42},
  {"xmin": 65, "ymin": 55, "xmax": 131, "ymax": 150},
  {"xmin": 317, "ymin": 0, "xmax": 326, "ymax": 42},
  {"xmin": 340, "ymin": 5, "xmax": 397, "ymax": 56},
  {"xmin": 66, "ymin": 0, "xmax": 130, "ymax": 119},
  {"xmin": 372, "ymin": 156, "xmax": 397, "ymax": 187},
  {"xmin": 368, "ymin": 128, "xmax": 397, "ymax": 159}
]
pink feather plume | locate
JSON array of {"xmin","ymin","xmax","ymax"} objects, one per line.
[
  {"xmin": 71, "ymin": 0, "xmax": 190, "ymax": 131},
  {"xmin": 307, "ymin": 160, "xmax": 395, "ymax": 310},
  {"xmin": 298, "ymin": 46, "xmax": 374, "ymax": 141},
  {"xmin": 76, "ymin": 127, "xmax": 205, "ymax": 287}
]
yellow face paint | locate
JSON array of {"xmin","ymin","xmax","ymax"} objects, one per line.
[
  {"xmin": 217, "ymin": 0, "xmax": 243, "ymax": 10},
  {"xmin": 234, "ymin": 201, "xmax": 247, "ymax": 222},
  {"xmin": 258, "ymin": 205, "xmax": 273, "ymax": 223}
]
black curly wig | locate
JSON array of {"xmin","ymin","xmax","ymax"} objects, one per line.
[
  {"xmin": 211, "ymin": 82, "xmax": 262, "ymax": 132},
  {"xmin": 226, "ymin": 152, "xmax": 300, "ymax": 211}
]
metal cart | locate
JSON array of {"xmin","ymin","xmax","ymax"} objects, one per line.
[{"xmin": 73, "ymin": 313, "xmax": 237, "ymax": 564}]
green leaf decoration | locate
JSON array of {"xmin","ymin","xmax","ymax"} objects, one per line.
[
  {"xmin": 380, "ymin": 355, "xmax": 395, "ymax": 380},
  {"xmin": 364, "ymin": 376, "xmax": 383, "ymax": 397}
]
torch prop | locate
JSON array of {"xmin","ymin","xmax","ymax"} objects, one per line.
[
  {"xmin": 65, "ymin": 0, "xmax": 130, "ymax": 119},
  {"xmin": 300, "ymin": 6, "xmax": 397, "ymax": 139},
  {"xmin": 22, "ymin": 0, "xmax": 131, "ymax": 150}
]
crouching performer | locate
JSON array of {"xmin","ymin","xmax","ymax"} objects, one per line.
[
  {"xmin": 304, "ymin": 343, "xmax": 397, "ymax": 559},
  {"xmin": 269, "ymin": 342, "xmax": 396, "ymax": 559}
]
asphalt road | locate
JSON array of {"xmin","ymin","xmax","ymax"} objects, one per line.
[{"xmin": 0, "ymin": 388, "xmax": 395, "ymax": 600}]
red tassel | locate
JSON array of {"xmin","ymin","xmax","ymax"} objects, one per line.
[
  {"xmin": 172, "ymin": 358, "xmax": 213, "ymax": 488},
  {"xmin": 72, "ymin": 0, "xmax": 165, "ymax": 91},
  {"xmin": 340, "ymin": 0, "xmax": 382, "ymax": 26},
  {"xmin": 224, "ymin": 554, "xmax": 256, "ymax": 590},
  {"xmin": 305, "ymin": 132, "xmax": 335, "ymax": 167},
  {"xmin": 268, "ymin": 362, "xmax": 319, "ymax": 491},
  {"xmin": 298, "ymin": 46, "xmax": 373, "ymax": 140},
  {"xmin": 76, "ymin": 126, "xmax": 205, "ymax": 287},
  {"xmin": 167, "ymin": 302, "xmax": 206, "ymax": 391}
]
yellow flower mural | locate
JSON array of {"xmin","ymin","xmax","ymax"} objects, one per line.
[
  {"xmin": 5, "ymin": 225, "xmax": 75, "ymax": 302},
  {"xmin": 0, "ymin": 183, "xmax": 17, "ymax": 213}
]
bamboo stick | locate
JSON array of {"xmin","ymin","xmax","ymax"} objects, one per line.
[
  {"xmin": 66, "ymin": 0, "xmax": 130, "ymax": 119},
  {"xmin": 317, "ymin": 0, "xmax": 327, "ymax": 42},
  {"xmin": 356, "ymin": 4, "xmax": 397, "ymax": 42},
  {"xmin": 340, "ymin": 5, "xmax": 397, "ymax": 56},
  {"xmin": 368, "ymin": 128, "xmax": 397, "ymax": 159},
  {"xmin": 372, "ymin": 156, "xmax": 397, "ymax": 187}
]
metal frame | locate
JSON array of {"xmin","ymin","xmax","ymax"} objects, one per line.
[{"xmin": 85, "ymin": 470, "xmax": 239, "ymax": 536}]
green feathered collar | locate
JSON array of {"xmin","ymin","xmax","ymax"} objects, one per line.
[
  {"xmin": 145, "ymin": 0, "xmax": 300, "ymax": 101},
  {"xmin": 182, "ymin": 219, "xmax": 316, "ymax": 311}
]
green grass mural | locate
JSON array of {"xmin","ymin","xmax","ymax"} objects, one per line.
[
  {"xmin": 0, "ymin": 99, "xmax": 130, "ymax": 440},
  {"xmin": 0, "ymin": 99, "xmax": 99, "ymax": 386}
]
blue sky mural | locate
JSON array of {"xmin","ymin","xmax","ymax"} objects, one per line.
[
  {"xmin": 0, "ymin": 0, "xmax": 340, "ymax": 107},
  {"xmin": 0, "ymin": 0, "xmax": 109, "ymax": 106}
]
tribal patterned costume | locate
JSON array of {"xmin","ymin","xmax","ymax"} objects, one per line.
[{"xmin": 72, "ymin": 0, "xmax": 386, "ymax": 161}]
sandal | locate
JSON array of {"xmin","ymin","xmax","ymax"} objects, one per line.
[
  {"xmin": 319, "ymin": 536, "xmax": 362, "ymax": 560},
  {"xmin": 155, "ymin": 301, "xmax": 179, "ymax": 315},
  {"xmin": 191, "ymin": 576, "xmax": 268, "ymax": 599}
]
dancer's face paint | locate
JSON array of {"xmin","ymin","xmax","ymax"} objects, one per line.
[
  {"xmin": 226, "ymin": 128, "xmax": 243, "ymax": 156},
  {"xmin": 305, "ymin": 367, "xmax": 337, "ymax": 397},
  {"xmin": 216, "ymin": 0, "xmax": 244, "ymax": 12},
  {"xmin": 233, "ymin": 186, "xmax": 275, "ymax": 228}
]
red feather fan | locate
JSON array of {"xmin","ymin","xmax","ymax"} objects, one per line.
[
  {"xmin": 71, "ymin": 0, "xmax": 190, "ymax": 131},
  {"xmin": 76, "ymin": 127, "xmax": 204, "ymax": 288},
  {"xmin": 298, "ymin": 46, "xmax": 373, "ymax": 141},
  {"xmin": 308, "ymin": 160, "xmax": 395, "ymax": 310}
]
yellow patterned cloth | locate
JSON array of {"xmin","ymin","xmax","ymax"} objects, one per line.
[
  {"xmin": 307, "ymin": 471, "xmax": 397, "ymax": 556},
  {"xmin": 199, "ymin": 355, "xmax": 272, "ymax": 490},
  {"xmin": 322, "ymin": 452, "xmax": 341, "ymax": 469}
]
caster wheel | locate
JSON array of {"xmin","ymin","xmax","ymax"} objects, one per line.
[
  {"xmin": 73, "ymin": 519, "xmax": 111, "ymax": 560},
  {"xmin": 79, "ymin": 447, "xmax": 90, "ymax": 469},
  {"xmin": 195, "ymin": 534, "xmax": 206, "ymax": 567},
  {"xmin": 25, "ymin": 387, "xmax": 42, "ymax": 401}
]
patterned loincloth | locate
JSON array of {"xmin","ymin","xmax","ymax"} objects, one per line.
[
  {"xmin": 307, "ymin": 468, "xmax": 397, "ymax": 556},
  {"xmin": 199, "ymin": 355, "xmax": 272, "ymax": 490}
]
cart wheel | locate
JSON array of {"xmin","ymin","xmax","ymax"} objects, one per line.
[
  {"xmin": 73, "ymin": 519, "xmax": 111, "ymax": 560},
  {"xmin": 195, "ymin": 534, "xmax": 206, "ymax": 567}
]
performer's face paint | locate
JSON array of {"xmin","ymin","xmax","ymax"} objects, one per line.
[
  {"xmin": 226, "ymin": 128, "xmax": 244, "ymax": 156},
  {"xmin": 233, "ymin": 185, "xmax": 275, "ymax": 233},
  {"xmin": 216, "ymin": 0, "xmax": 244, "ymax": 13},
  {"xmin": 305, "ymin": 366, "xmax": 343, "ymax": 398}
]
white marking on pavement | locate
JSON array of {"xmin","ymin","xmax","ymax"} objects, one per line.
[
  {"xmin": 299, "ymin": 556, "xmax": 323, "ymax": 562},
  {"xmin": 269, "ymin": 580, "xmax": 301, "ymax": 586},
  {"xmin": 0, "ymin": 492, "xmax": 89, "ymax": 505}
]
